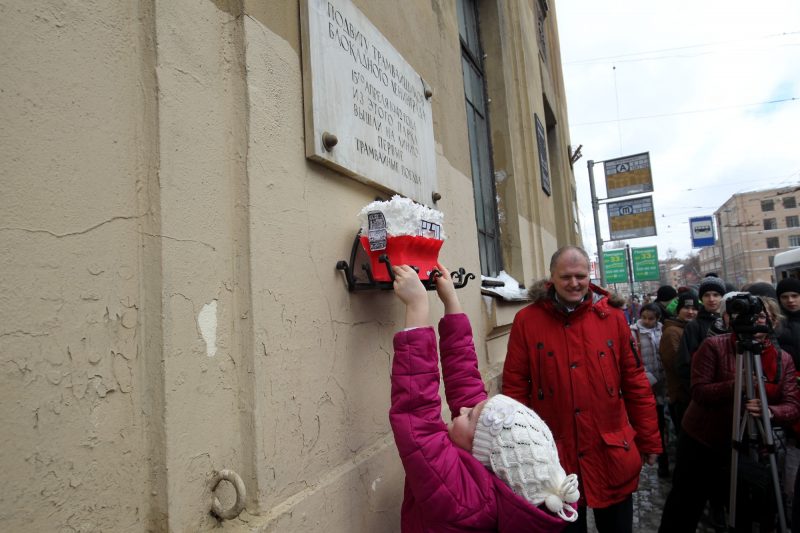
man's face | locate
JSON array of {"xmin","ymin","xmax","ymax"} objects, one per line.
[
  {"xmin": 781, "ymin": 291, "xmax": 800, "ymax": 312},
  {"xmin": 551, "ymin": 251, "xmax": 590, "ymax": 304},
  {"xmin": 702, "ymin": 291, "xmax": 722, "ymax": 312}
]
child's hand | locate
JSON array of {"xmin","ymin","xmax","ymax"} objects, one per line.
[
  {"xmin": 393, "ymin": 265, "xmax": 429, "ymax": 328},
  {"xmin": 434, "ymin": 263, "xmax": 462, "ymax": 315}
]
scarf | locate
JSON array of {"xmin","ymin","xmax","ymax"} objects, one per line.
[{"xmin": 731, "ymin": 334, "xmax": 782, "ymax": 400}]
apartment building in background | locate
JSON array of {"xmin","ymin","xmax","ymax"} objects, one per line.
[{"xmin": 715, "ymin": 185, "xmax": 800, "ymax": 286}]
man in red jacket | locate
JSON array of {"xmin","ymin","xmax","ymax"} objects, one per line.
[{"xmin": 503, "ymin": 245, "xmax": 662, "ymax": 533}]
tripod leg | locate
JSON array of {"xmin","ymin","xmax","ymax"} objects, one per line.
[
  {"xmin": 751, "ymin": 352, "xmax": 788, "ymax": 533},
  {"xmin": 729, "ymin": 350, "xmax": 744, "ymax": 528}
]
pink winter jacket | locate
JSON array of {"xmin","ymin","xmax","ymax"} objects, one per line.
[{"xmin": 390, "ymin": 313, "xmax": 567, "ymax": 532}]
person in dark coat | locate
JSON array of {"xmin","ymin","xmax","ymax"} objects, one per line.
[
  {"xmin": 660, "ymin": 291, "xmax": 699, "ymax": 436},
  {"xmin": 659, "ymin": 294, "xmax": 800, "ymax": 532},
  {"xmin": 676, "ymin": 276, "xmax": 728, "ymax": 411},
  {"xmin": 777, "ymin": 278, "xmax": 800, "ymax": 366},
  {"xmin": 674, "ymin": 275, "xmax": 729, "ymax": 529}
]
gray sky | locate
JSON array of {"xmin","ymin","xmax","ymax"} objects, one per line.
[{"xmin": 556, "ymin": 1, "xmax": 800, "ymax": 259}]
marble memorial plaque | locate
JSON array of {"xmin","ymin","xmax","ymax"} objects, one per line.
[{"xmin": 301, "ymin": 0, "xmax": 437, "ymax": 205}]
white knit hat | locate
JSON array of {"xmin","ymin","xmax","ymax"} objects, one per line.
[{"xmin": 471, "ymin": 394, "xmax": 579, "ymax": 522}]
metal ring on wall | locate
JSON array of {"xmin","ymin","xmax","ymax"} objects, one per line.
[{"xmin": 209, "ymin": 469, "xmax": 246, "ymax": 520}]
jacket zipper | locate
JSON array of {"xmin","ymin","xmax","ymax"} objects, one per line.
[
  {"xmin": 598, "ymin": 350, "xmax": 614, "ymax": 396},
  {"xmin": 536, "ymin": 342, "xmax": 545, "ymax": 400},
  {"xmin": 608, "ymin": 340, "xmax": 623, "ymax": 397}
]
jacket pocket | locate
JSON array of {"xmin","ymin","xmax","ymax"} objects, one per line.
[{"xmin": 600, "ymin": 425, "xmax": 641, "ymax": 488}]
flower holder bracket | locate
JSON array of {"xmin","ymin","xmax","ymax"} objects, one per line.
[{"xmin": 335, "ymin": 232, "xmax": 475, "ymax": 292}]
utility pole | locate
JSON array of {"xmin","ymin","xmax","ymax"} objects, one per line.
[
  {"xmin": 588, "ymin": 160, "xmax": 605, "ymax": 285},
  {"xmin": 626, "ymin": 244, "xmax": 635, "ymax": 298},
  {"xmin": 716, "ymin": 211, "xmax": 728, "ymax": 280}
]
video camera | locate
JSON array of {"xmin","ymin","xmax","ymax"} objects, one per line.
[{"xmin": 726, "ymin": 292, "xmax": 771, "ymax": 336}]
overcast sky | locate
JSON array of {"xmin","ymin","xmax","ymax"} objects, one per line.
[{"xmin": 556, "ymin": 1, "xmax": 800, "ymax": 260}]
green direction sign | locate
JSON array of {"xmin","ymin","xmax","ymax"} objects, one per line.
[
  {"xmin": 632, "ymin": 246, "xmax": 660, "ymax": 281},
  {"xmin": 603, "ymin": 249, "xmax": 628, "ymax": 284}
]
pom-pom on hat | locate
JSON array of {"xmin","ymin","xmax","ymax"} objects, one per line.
[
  {"xmin": 471, "ymin": 394, "xmax": 579, "ymax": 522},
  {"xmin": 656, "ymin": 285, "xmax": 678, "ymax": 302},
  {"xmin": 698, "ymin": 276, "xmax": 727, "ymax": 299},
  {"xmin": 777, "ymin": 278, "xmax": 800, "ymax": 297}
]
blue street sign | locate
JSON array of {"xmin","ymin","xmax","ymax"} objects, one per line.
[{"xmin": 690, "ymin": 216, "xmax": 715, "ymax": 248}]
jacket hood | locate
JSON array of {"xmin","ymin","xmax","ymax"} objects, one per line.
[{"xmin": 527, "ymin": 279, "xmax": 625, "ymax": 308}]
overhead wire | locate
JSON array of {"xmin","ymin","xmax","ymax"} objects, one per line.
[{"xmin": 565, "ymin": 31, "xmax": 800, "ymax": 66}]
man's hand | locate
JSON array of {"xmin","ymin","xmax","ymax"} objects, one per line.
[
  {"xmin": 643, "ymin": 453, "xmax": 658, "ymax": 466},
  {"xmin": 745, "ymin": 398, "xmax": 771, "ymax": 418},
  {"xmin": 393, "ymin": 265, "xmax": 429, "ymax": 328},
  {"xmin": 434, "ymin": 263, "xmax": 462, "ymax": 315}
]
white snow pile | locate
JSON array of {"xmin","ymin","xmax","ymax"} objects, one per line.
[
  {"xmin": 481, "ymin": 271, "xmax": 529, "ymax": 301},
  {"xmin": 358, "ymin": 195, "xmax": 446, "ymax": 239}
]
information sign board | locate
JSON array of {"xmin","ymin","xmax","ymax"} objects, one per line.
[
  {"xmin": 607, "ymin": 196, "xmax": 657, "ymax": 240},
  {"xmin": 603, "ymin": 152, "xmax": 653, "ymax": 199},
  {"xmin": 690, "ymin": 216, "xmax": 716, "ymax": 248},
  {"xmin": 632, "ymin": 246, "xmax": 660, "ymax": 281},
  {"xmin": 603, "ymin": 249, "xmax": 628, "ymax": 284}
]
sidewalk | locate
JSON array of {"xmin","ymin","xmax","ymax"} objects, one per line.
[{"xmin": 586, "ymin": 464, "xmax": 718, "ymax": 532}]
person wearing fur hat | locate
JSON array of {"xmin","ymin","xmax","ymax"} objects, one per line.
[
  {"xmin": 503, "ymin": 246, "xmax": 662, "ymax": 533},
  {"xmin": 659, "ymin": 293, "xmax": 800, "ymax": 532},
  {"xmin": 389, "ymin": 263, "xmax": 579, "ymax": 532},
  {"xmin": 659, "ymin": 291, "xmax": 699, "ymax": 436}
]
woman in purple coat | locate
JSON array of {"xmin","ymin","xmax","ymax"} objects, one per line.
[{"xmin": 389, "ymin": 264, "xmax": 579, "ymax": 532}]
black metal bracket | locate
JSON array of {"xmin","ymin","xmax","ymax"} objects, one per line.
[{"xmin": 335, "ymin": 232, "xmax": 475, "ymax": 292}]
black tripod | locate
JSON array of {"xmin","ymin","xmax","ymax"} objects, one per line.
[{"xmin": 728, "ymin": 336, "xmax": 787, "ymax": 532}]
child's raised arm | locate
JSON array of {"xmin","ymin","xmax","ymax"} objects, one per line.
[
  {"xmin": 434, "ymin": 264, "xmax": 463, "ymax": 315},
  {"xmin": 392, "ymin": 265, "xmax": 429, "ymax": 329}
]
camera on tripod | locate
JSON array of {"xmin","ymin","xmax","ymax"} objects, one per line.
[{"xmin": 726, "ymin": 292, "xmax": 770, "ymax": 336}]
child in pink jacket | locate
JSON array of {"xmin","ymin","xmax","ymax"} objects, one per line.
[{"xmin": 389, "ymin": 264, "xmax": 579, "ymax": 532}]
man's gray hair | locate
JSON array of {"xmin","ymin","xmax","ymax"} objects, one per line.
[{"xmin": 549, "ymin": 245, "xmax": 591, "ymax": 275}]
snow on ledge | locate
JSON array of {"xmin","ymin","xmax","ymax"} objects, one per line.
[{"xmin": 480, "ymin": 271, "xmax": 530, "ymax": 301}]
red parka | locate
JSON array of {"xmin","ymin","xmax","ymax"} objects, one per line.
[{"xmin": 503, "ymin": 282, "xmax": 662, "ymax": 508}]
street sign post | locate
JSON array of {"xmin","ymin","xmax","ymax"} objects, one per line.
[
  {"xmin": 690, "ymin": 216, "xmax": 716, "ymax": 248},
  {"xmin": 603, "ymin": 249, "xmax": 628, "ymax": 284},
  {"xmin": 632, "ymin": 246, "xmax": 660, "ymax": 282}
]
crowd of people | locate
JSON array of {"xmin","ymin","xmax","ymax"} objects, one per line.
[{"xmin": 386, "ymin": 244, "xmax": 800, "ymax": 532}]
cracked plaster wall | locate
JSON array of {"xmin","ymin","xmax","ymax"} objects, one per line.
[
  {"xmin": 1, "ymin": 1, "xmax": 491, "ymax": 531},
  {"xmin": 0, "ymin": 1, "xmax": 156, "ymax": 531}
]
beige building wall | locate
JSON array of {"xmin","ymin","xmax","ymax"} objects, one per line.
[
  {"xmin": 699, "ymin": 245, "xmax": 723, "ymax": 277},
  {"xmin": 716, "ymin": 186, "xmax": 800, "ymax": 286},
  {"xmin": 0, "ymin": 1, "xmax": 579, "ymax": 531}
]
